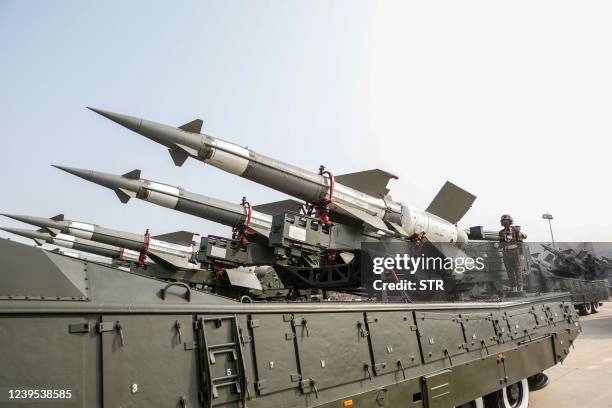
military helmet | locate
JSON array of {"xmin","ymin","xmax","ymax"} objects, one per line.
[{"xmin": 500, "ymin": 214, "xmax": 513, "ymax": 226}]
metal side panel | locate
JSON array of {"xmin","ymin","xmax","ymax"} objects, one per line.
[
  {"xmin": 100, "ymin": 315, "xmax": 198, "ymax": 408},
  {"xmin": 0, "ymin": 239, "xmax": 89, "ymax": 300},
  {"xmin": 544, "ymin": 301, "xmax": 574, "ymax": 327},
  {"xmin": 293, "ymin": 312, "xmax": 371, "ymax": 393},
  {"xmin": 503, "ymin": 338, "xmax": 556, "ymax": 385},
  {"xmin": 0, "ymin": 316, "xmax": 98, "ymax": 407},
  {"xmin": 504, "ymin": 307, "xmax": 539, "ymax": 340},
  {"xmin": 451, "ymin": 356, "xmax": 505, "ymax": 406},
  {"xmin": 366, "ymin": 311, "xmax": 421, "ymax": 376},
  {"xmin": 422, "ymin": 369, "xmax": 453, "ymax": 408},
  {"xmin": 460, "ymin": 313, "xmax": 497, "ymax": 352},
  {"xmin": 415, "ymin": 312, "xmax": 467, "ymax": 364},
  {"xmin": 249, "ymin": 314, "xmax": 300, "ymax": 395}
]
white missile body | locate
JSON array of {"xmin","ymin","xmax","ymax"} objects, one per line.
[{"xmin": 89, "ymin": 108, "xmax": 477, "ymax": 243}]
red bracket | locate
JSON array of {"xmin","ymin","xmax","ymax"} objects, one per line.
[
  {"xmin": 302, "ymin": 166, "xmax": 334, "ymax": 225},
  {"xmin": 232, "ymin": 197, "xmax": 255, "ymax": 245}
]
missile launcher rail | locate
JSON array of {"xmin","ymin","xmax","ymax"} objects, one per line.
[{"xmin": 0, "ymin": 238, "xmax": 581, "ymax": 408}]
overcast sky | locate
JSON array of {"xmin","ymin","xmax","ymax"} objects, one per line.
[{"xmin": 1, "ymin": 0, "xmax": 611, "ymax": 248}]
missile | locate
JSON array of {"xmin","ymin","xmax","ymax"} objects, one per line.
[
  {"xmin": 52, "ymin": 165, "xmax": 273, "ymax": 238},
  {"xmin": 1, "ymin": 213, "xmax": 198, "ymax": 270},
  {"xmin": 89, "ymin": 108, "xmax": 476, "ymax": 242},
  {"xmin": 0, "ymin": 227, "xmax": 141, "ymax": 262}
]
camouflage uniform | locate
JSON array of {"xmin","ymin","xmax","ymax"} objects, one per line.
[{"xmin": 498, "ymin": 215, "xmax": 527, "ymax": 291}]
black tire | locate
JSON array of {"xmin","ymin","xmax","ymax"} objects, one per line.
[
  {"xmin": 578, "ymin": 303, "xmax": 592, "ymax": 316},
  {"xmin": 591, "ymin": 302, "xmax": 599, "ymax": 313},
  {"xmin": 484, "ymin": 378, "xmax": 529, "ymax": 408},
  {"xmin": 527, "ymin": 373, "xmax": 549, "ymax": 391}
]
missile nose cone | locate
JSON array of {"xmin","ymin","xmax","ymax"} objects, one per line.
[
  {"xmin": 0, "ymin": 227, "xmax": 50, "ymax": 245},
  {"xmin": 87, "ymin": 107, "xmax": 143, "ymax": 132},
  {"xmin": 1, "ymin": 213, "xmax": 30, "ymax": 224},
  {"xmin": 87, "ymin": 107, "xmax": 199, "ymax": 151},
  {"xmin": 1, "ymin": 227, "xmax": 35, "ymax": 238},
  {"xmin": 52, "ymin": 165, "xmax": 94, "ymax": 182}
]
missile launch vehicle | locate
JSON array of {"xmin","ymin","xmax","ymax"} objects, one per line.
[{"xmin": 0, "ymin": 107, "xmax": 587, "ymax": 407}]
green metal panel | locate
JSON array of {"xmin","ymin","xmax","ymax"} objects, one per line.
[
  {"xmin": 503, "ymin": 339, "xmax": 556, "ymax": 384},
  {"xmin": 100, "ymin": 315, "xmax": 198, "ymax": 408},
  {"xmin": 0, "ymin": 316, "xmax": 98, "ymax": 407},
  {"xmin": 366, "ymin": 311, "xmax": 421, "ymax": 376},
  {"xmin": 544, "ymin": 301, "xmax": 573, "ymax": 326},
  {"xmin": 294, "ymin": 312, "xmax": 371, "ymax": 393},
  {"xmin": 0, "ymin": 239, "xmax": 89, "ymax": 300},
  {"xmin": 460, "ymin": 312, "xmax": 497, "ymax": 352},
  {"xmin": 415, "ymin": 312, "xmax": 467, "ymax": 364},
  {"xmin": 451, "ymin": 356, "xmax": 505, "ymax": 405},
  {"xmin": 423, "ymin": 369, "xmax": 453, "ymax": 408},
  {"xmin": 249, "ymin": 313, "xmax": 300, "ymax": 395},
  {"xmin": 504, "ymin": 307, "xmax": 539, "ymax": 339}
]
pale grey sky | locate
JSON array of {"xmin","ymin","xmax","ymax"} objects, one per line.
[{"xmin": 1, "ymin": 0, "xmax": 611, "ymax": 247}]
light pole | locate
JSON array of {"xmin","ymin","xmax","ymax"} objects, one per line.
[{"xmin": 542, "ymin": 213, "xmax": 555, "ymax": 247}]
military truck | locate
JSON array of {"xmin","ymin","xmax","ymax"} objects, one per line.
[
  {"xmin": 0, "ymin": 237, "xmax": 581, "ymax": 408},
  {"xmin": 453, "ymin": 240, "xmax": 609, "ymax": 314}
]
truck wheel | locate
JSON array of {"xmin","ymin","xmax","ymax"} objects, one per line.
[
  {"xmin": 484, "ymin": 378, "xmax": 529, "ymax": 408},
  {"xmin": 527, "ymin": 373, "xmax": 549, "ymax": 391},
  {"xmin": 591, "ymin": 302, "xmax": 599, "ymax": 313},
  {"xmin": 456, "ymin": 397, "xmax": 484, "ymax": 408},
  {"xmin": 584, "ymin": 302, "xmax": 593, "ymax": 315}
]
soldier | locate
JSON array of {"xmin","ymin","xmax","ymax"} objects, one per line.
[{"xmin": 498, "ymin": 214, "xmax": 527, "ymax": 292}]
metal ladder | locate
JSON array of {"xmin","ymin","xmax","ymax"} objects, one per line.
[{"xmin": 198, "ymin": 315, "xmax": 248, "ymax": 407}]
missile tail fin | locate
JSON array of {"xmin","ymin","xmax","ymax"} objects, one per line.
[
  {"xmin": 168, "ymin": 148, "xmax": 189, "ymax": 166},
  {"xmin": 114, "ymin": 188, "xmax": 135, "ymax": 204},
  {"xmin": 34, "ymin": 239, "xmax": 44, "ymax": 246},
  {"xmin": 178, "ymin": 119, "xmax": 203, "ymax": 134},
  {"xmin": 122, "ymin": 169, "xmax": 141, "ymax": 180},
  {"xmin": 426, "ymin": 181, "xmax": 476, "ymax": 224},
  {"xmin": 335, "ymin": 169, "xmax": 398, "ymax": 197},
  {"xmin": 50, "ymin": 214, "xmax": 65, "ymax": 221},
  {"xmin": 42, "ymin": 227, "xmax": 61, "ymax": 236},
  {"xmin": 153, "ymin": 231, "xmax": 195, "ymax": 246},
  {"xmin": 252, "ymin": 199, "xmax": 304, "ymax": 216}
]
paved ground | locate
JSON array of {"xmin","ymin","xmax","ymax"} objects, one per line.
[{"xmin": 531, "ymin": 302, "xmax": 612, "ymax": 407}]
